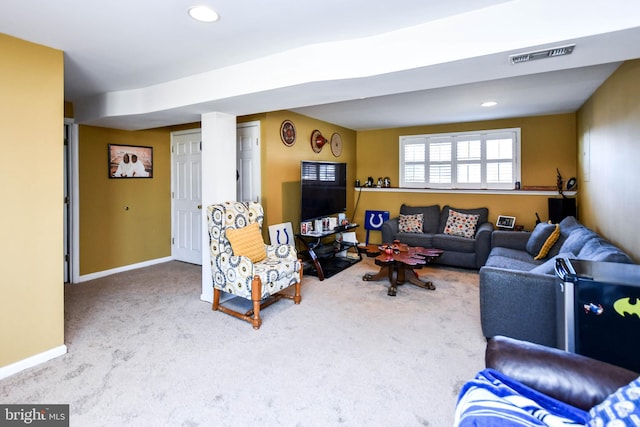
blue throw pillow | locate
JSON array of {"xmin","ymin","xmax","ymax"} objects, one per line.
[
  {"xmin": 526, "ymin": 222, "xmax": 557, "ymax": 257},
  {"xmin": 588, "ymin": 376, "xmax": 640, "ymax": 426}
]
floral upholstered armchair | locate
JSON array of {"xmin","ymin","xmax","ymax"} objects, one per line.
[{"xmin": 207, "ymin": 201, "xmax": 302, "ymax": 329}]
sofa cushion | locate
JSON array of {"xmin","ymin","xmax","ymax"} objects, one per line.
[
  {"xmin": 400, "ymin": 204, "xmax": 440, "ymax": 233},
  {"xmin": 395, "ymin": 232, "xmax": 434, "ymax": 248},
  {"xmin": 526, "ymin": 222, "xmax": 557, "ymax": 256},
  {"xmin": 543, "ymin": 216, "xmax": 583, "ymax": 259},
  {"xmin": 398, "ymin": 213, "xmax": 423, "ymax": 233},
  {"xmin": 485, "ymin": 256, "xmax": 540, "ymax": 271},
  {"xmin": 558, "ymin": 216, "xmax": 581, "ymax": 237},
  {"xmin": 439, "ymin": 206, "xmax": 488, "ymax": 233},
  {"xmin": 528, "ymin": 253, "xmax": 573, "ymax": 275},
  {"xmin": 577, "ymin": 238, "xmax": 634, "ymax": 263},
  {"xmin": 559, "ymin": 227, "xmax": 598, "ymax": 255},
  {"xmin": 443, "ymin": 209, "xmax": 480, "ymax": 239},
  {"xmin": 484, "ymin": 247, "xmax": 542, "ymax": 270},
  {"xmin": 432, "ymin": 233, "xmax": 476, "ymax": 253}
]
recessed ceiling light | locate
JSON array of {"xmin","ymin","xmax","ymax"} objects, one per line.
[
  {"xmin": 188, "ymin": 6, "xmax": 220, "ymax": 23},
  {"xmin": 481, "ymin": 101, "xmax": 497, "ymax": 107}
]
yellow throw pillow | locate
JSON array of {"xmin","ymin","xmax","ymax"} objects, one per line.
[
  {"xmin": 225, "ymin": 222, "xmax": 266, "ymax": 263},
  {"xmin": 534, "ymin": 223, "xmax": 560, "ymax": 260}
]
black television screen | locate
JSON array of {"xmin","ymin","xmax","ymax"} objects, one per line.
[{"xmin": 300, "ymin": 161, "xmax": 347, "ymax": 222}]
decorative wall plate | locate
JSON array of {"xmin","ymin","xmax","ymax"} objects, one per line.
[
  {"xmin": 280, "ymin": 120, "xmax": 296, "ymax": 147},
  {"xmin": 310, "ymin": 129, "xmax": 327, "ymax": 153},
  {"xmin": 330, "ymin": 133, "xmax": 343, "ymax": 157}
]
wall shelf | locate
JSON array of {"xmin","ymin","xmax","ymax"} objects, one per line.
[{"xmin": 354, "ymin": 187, "xmax": 576, "ymax": 197}]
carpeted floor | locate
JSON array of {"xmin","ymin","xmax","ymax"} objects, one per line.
[{"xmin": 0, "ymin": 257, "xmax": 486, "ymax": 426}]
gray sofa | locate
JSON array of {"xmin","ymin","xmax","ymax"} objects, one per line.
[
  {"xmin": 480, "ymin": 216, "xmax": 635, "ymax": 348},
  {"xmin": 381, "ymin": 204, "xmax": 493, "ymax": 269}
]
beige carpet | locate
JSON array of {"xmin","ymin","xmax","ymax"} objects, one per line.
[{"xmin": 0, "ymin": 257, "xmax": 486, "ymax": 426}]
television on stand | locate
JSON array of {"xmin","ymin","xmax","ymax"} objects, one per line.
[
  {"xmin": 300, "ymin": 160, "xmax": 347, "ymax": 223},
  {"xmin": 299, "ymin": 160, "xmax": 359, "ymax": 279}
]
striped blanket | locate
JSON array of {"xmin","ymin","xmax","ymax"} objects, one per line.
[{"xmin": 454, "ymin": 369, "xmax": 588, "ymax": 426}]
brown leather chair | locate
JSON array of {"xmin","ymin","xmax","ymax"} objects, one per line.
[{"xmin": 485, "ymin": 335, "xmax": 639, "ymax": 411}]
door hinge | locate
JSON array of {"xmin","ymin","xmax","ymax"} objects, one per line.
[
  {"xmin": 64, "ymin": 254, "xmax": 69, "ymax": 262},
  {"xmin": 172, "ymin": 237, "xmax": 174, "ymax": 245}
]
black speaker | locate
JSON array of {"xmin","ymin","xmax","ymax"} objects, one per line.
[{"xmin": 548, "ymin": 197, "xmax": 576, "ymax": 223}]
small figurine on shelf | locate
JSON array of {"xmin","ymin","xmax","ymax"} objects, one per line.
[{"xmin": 556, "ymin": 168, "xmax": 565, "ymax": 197}]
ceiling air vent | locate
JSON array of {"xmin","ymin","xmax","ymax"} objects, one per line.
[{"xmin": 509, "ymin": 44, "xmax": 575, "ymax": 64}]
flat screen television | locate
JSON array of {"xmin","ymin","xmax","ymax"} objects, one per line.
[{"xmin": 300, "ymin": 160, "xmax": 347, "ymax": 222}]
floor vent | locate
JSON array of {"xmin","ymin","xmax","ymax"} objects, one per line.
[{"xmin": 509, "ymin": 44, "xmax": 575, "ymax": 64}]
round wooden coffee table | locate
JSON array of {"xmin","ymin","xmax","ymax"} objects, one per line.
[{"xmin": 362, "ymin": 244, "xmax": 444, "ymax": 296}]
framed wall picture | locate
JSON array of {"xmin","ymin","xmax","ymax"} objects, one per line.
[
  {"xmin": 496, "ymin": 215, "xmax": 516, "ymax": 229},
  {"xmin": 108, "ymin": 144, "xmax": 153, "ymax": 178}
]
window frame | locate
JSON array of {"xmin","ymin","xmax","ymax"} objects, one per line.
[{"xmin": 399, "ymin": 128, "xmax": 521, "ymax": 190}]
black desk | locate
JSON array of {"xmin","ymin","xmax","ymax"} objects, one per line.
[{"xmin": 295, "ymin": 224, "xmax": 361, "ymax": 280}]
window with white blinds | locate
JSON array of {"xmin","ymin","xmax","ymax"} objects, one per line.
[
  {"xmin": 301, "ymin": 162, "xmax": 336, "ymax": 182},
  {"xmin": 399, "ymin": 128, "xmax": 520, "ymax": 189}
]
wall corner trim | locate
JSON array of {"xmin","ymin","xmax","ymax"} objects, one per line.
[{"xmin": 0, "ymin": 345, "xmax": 67, "ymax": 380}]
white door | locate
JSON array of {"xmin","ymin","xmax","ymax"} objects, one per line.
[
  {"xmin": 63, "ymin": 123, "xmax": 70, "ymax": 283},
  {"xmin": 237, "ymin": 122, "xmax": 261, "ymax": 203},
  {"xmin": 172, "ymin": 130, "xmax": 202, "ymax": 265}
]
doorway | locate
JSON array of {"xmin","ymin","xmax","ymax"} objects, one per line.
[
  {"xmin": 63, "ymin": 123, "xmax": 70, "ymax": 283},
  {"xmin": 171, "ymin": 129, "xmax": 203, "ymax": 265},
  {"xmin": 236, "ymin": 121, "xmax": 261, "ymax": 203},
  {"xmin": 63, "ymin": 119, "xmax": 78, "ymax": 284},
  {"xmin": 171, "ymin": 122, "xmax": 262, "ymax": 266}
]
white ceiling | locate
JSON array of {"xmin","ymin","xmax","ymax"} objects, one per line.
[{"xmin": 2, "ymin": 0, "xmax": 640, "ymax": 130}]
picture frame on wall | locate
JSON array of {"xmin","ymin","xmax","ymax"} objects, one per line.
[{"xmin": 108, "ymin": 144, "xmax": 153, "ymax": 178}]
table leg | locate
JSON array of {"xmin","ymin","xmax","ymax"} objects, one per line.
[
  {"xmin": 362, "ymin": 265, "xmax": 391, "ymax": 282},
  {"xmin": 387, "ymin": 280, "xmax": 397, "ymax": 296},
  {"xmin": 387, "ymin": 265, "xmax": 404, "ymax": 296},
  {"xmin": 296, "ymin": 234, "xmax": 325, "ymax": 281},
  {"xmin": 404, "ymin": 267, "xmax": 436, "ymax": 290},
  {"xmin": 363, "ymin": 264, "xmax": 400, "ymax": 296}
]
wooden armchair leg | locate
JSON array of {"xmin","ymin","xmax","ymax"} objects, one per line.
[
  {"xmin": 293, "ymin": 281, "xmax": 302, "ymax": 304},
  {"xmin": 212, "ymin": 288, "xmax": 221, "ymax": 311},
  {"xmin": 294, "ymin": 264, "xmax": 303, "ymax": 304},
  {"xmin": 250, "ymin": 276, "xmax": 263, "ymax": 330}
]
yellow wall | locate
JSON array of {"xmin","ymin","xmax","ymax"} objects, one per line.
[
  {"xmin": 78, "ymin": 126, "xmax": 173, "ymax": 274},
  {"xmin": 77, "ymin": 113, "xmax": 354, "ymax": 268},
  {"xmin": 0, "ymin": 34, "xmax": 64, "ymax": 366},
  {"xmin": 577, "ymin": 59, "xmax": 640, "ymax": 261},
  {"xmin": 241, "ymin": 111, "xmax": 357, "ymax": 241},
  {"xmin": 353, "ymin": 114, "xmax": 577, "ymax": 239},
  {"xmin": 64, "ymin": 101, "xmax": 74, "ymax": 118}
]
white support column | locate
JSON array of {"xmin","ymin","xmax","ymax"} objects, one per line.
[{"xmin": 200, "ymin": 112, "xmax": 237, "ymax": 303}]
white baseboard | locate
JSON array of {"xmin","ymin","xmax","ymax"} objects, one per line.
[
  {"xmin": 75, "ymin": 256, "xmax": 174, "ymax": 283},
  {"xmin": 0, "ymin": 345, "xmax": 67, "ymax": 380}
]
